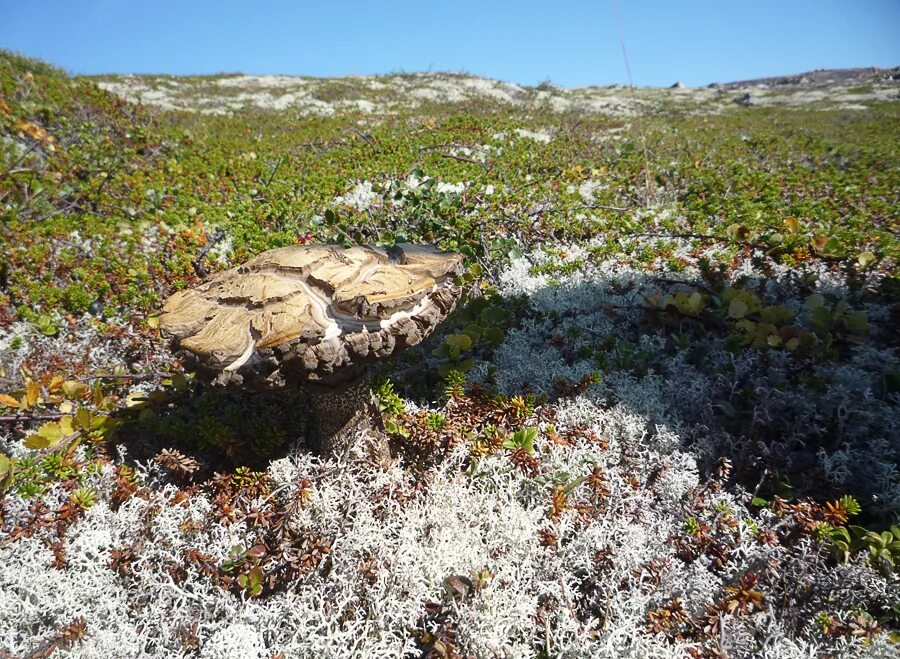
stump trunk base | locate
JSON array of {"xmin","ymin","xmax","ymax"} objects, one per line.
[{"xmin": 304, "ymin": 369, "xmax": 391, "ymax": 466}]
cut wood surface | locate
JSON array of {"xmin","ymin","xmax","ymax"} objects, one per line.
[{"xmin": 159, "ymin": 244, "xmax": 463, "ymax": 382}]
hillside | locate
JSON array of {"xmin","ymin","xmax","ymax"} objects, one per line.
[
  {"xmin": 93, "ymin": 66, "xmax": 900, "ymax": 116},
  {"xmin": 1, "ymin": 52, "xmax": 899, "ymax": 658}
]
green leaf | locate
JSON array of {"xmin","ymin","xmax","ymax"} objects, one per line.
[
  {"xmin": 866, "ymin": 532, "xmax": 886, "ymax": 549},
  {"xmin": 35, "ymin": 315, "xmax": 58, "ymax": 336},
  {"xmin": 810, "ymin": 305, "xmax": 833, "ymax": 333},
  {"xmin": 805, "ymin": 294, "xmax": 826, "ymax": 310},
  {"xmin": 446, "ymin": 334, "xmax": 473, "ymax": 352},
  {"xmin": 760, "ymin": 305, "xmax": 796, "ymax": 325},
  {"xmin": 822, "ymin": 237, "xmax": 843, "ymax": 257},
  {"xmin": 857, "ymin": 251, "xmax": 877, "ymax": 268},
  {"xmin": 830, "ymin": 527, "xmax": 851, "ymax": 543},
  {"xmin": 842, "ymin": 311, "xmax": 868, "ymax": 333},
  {"xmin": 521, "ymin": 427, "xmax": 538, "ymax": 451},
  {"xmin": 481, "ymin": 327, "xmax": 505, "ymax": 348},
  {"xmin": 717, "ymin": 401, "xmax": 737, "ymax": 419},
  {"xmin": 727, "ymin": 298, "xmax": 748, "ymax": 319},
  {"xmin": 480, "ymin": 307, "xmax": 510, "ymax": 324},
  {"xmin": 384, "ymin": 420, "xmax": 409, "ymax": 439},
  {"xmin": 462, "ymin": 324, "xmax": 482, "ymax": 344},
  {"xmin": 750, "ymin": 497, "xmax": 768, "ymax": 507}
]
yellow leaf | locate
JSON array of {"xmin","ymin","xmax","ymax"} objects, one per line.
[
  {"xmin": 124, "ymin": 392, "xmax": 149, "ymax": 408},
  {"xmin": 811, "ymin": 235, "xmax": 828, "ymax": 252},
  {"xmin": 688, "ymin": 291, "xmax": 705, "ymax": 315},
  {"xmin": 62, "ymin": 380, "xmax": 89, "ymax": 399},
  {"xmin": 96, "ymin": 395, "xmax": 115, "ymax": 412},
  {"xmin": 783, "ymin": 217, "xmax": 800, "ymax": 233},
  {"xmin": 58, "ymin": 401, "xmax": 74, "ymax": 414},
  {"xmin": 59, "ymin": 415, "xmax": 75, "ymax": 435},
  {"xmin": 24, "ymin": 422, "xmax": 63, "ymax": 449},
  {"xmin": 146, "ymin": 315, "xmax": 160, "ymax": 329},
  {"xmin": 91, "ymin": 413, "xmax": 114, "ymax": 432},
  {"xmin": 75, "ymin": 407, "xmax": 92, "ymax": 430},
  {"xmin": 0, "ymin": 393, "xmax": 20, "ymax": 409},
  {"xmin": 857, "ymin": 251, "xmax": 876, "ymax": 268},
  {"xmin": 25, "ymin": 380, "xmax": 41, "ymax": 407},
  {"xmin": 47, "ymin": 375, "xmax": 65, "ymax": 393}
]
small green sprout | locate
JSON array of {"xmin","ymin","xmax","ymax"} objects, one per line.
[
  {"xmin": 425, "ymin": 412, "xmax": 446, "ymax": 431},
  {"xmin": 373, "ymin": 379, "xmax": 405, "ymax": 416},
  {"xmin": 443, "ymin": 368, "xmax": 466, "ymax": 399},
  {"xmin": 70, "ymin": 486, "xmax": 97, "ymax": 510},
  {"xmin": 684, "ymin": 517, "xmax": 702, "ymax": 537}
]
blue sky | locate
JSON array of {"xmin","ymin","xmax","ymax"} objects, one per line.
[{"xmin": 1, "ymin": 1, "xmax": 898, "ymax": 87}]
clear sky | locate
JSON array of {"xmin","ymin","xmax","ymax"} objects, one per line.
[{"xmin": 1, "ymin": 1, "xmax": 898, "ymax": 87}]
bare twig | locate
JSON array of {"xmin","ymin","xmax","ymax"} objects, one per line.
[
  {"xmin": 0, "ymin": 167, "xmax": 35, "ymax": 180},
  {"xmin": 78, "ymin": 372, "xmax": 174, "ymax": 382},
  {"xmin": 193, "ymin": 230, "xmax": 227, "ymax": 278},
  {"xmin": 2, "ymin": 139, "xmax": 39, "ymax": 173},
  {"xmin": 33, "ymin": 201, "xmax": 77, "ymax": 223},
  {"xmin": 0, "ymin": 412, "xmax": 66, "ymax": 423},
  {"xmin": 619, "ymin": 230, "xmax": 769, "ymax": 250},
  {"xmin": 439, "ymin": 153, "xmax": 483, "ymax": 166},
  {"xmin": 524, "ymin": 203, "xmax": 630, "ymax": 217},
  {"xmin": 651, "ymin": 277, "xmax": 716, "ymax": 294},
  {"xmin": 263, "ymin": 156, "xmax": 285, "ymax": 188},
  {"xmin": 613, "ymin": 0, "xmax": 654, "ymax": 207},
  {"xmin": 418, "ymin": 142, "xmax": 472, "ymax": 152}
]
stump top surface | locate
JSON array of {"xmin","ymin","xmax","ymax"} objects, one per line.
[{"xmin": 159, "ymin": 244, "xmax": 463, "ymax": 379}]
